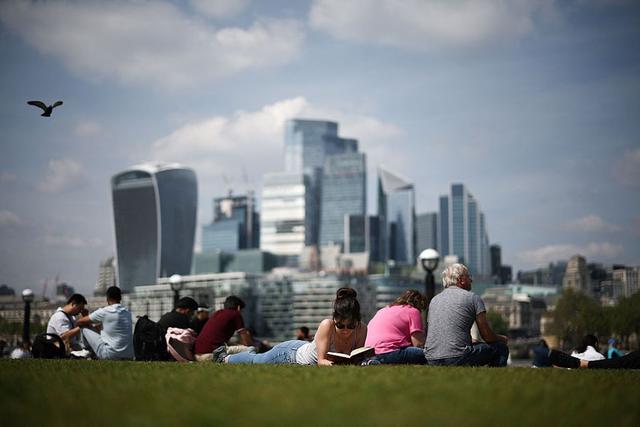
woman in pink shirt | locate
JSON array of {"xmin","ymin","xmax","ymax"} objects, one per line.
[{"xmin": 364, "ymin": 289, "xmax": 427, "ymax": 364}]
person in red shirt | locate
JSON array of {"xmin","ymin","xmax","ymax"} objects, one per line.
[{"xmin": 194, "ymin": 296, "xmax": 252, "ymax": 360}]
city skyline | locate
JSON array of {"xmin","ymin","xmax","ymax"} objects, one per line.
[{"xmin": 1, "ymin": 1, "xmax": 639, "ymax": 293}]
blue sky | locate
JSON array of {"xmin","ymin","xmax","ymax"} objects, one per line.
[{"xmin": 1, "ymin": 0, "xmax": 639, "ymax": 295}]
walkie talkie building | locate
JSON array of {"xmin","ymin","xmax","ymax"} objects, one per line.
[{"xmin": 111, "ymin": 163, "xmax": 197, "ymax": 292}]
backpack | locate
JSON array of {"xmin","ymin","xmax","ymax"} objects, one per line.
[
  {"xmin": 133, "ymin": 315, "xmax": 167, "ymax": 361},
  {"xmin": 166, "ymin": 327, "xmax": 197, "ymax": 362},
  {"xmin": 31, "ymin": 333, "xmax": 66, "ymax": 359}
]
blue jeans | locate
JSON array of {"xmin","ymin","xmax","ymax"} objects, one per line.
[
  {"xmin": 427, "ymin": 341, "xmax": 509, "ymax": 367},
  {"xmin": 365, "ymin": 346, "xmax": 426, "ymax": 365},
  {"xmin": 227, "ymin": 340, "xmax": 307, "ymax": 364}
]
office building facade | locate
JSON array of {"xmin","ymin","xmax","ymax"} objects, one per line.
[
  {"xmin": 111, "ymin": 162, "xmax": 197, "ymax": 291},
  {"xmin": 438, "ymin": 183, "xmax": 490, "ymax": 277},
  {"xmin": 416, "ymin": 212, "xmax": 438, "ymax": 253},
  {"xmin": 378, "ymin": 167, "xmax": 415, "ymax": 264},
  {"xmin": 284, "ymin": 119, "xmax": 358, "ymax": 244},
  {"xmin": 202, "ymin": 192, "xmax": 259, "ymax": 253},
  {"xmin": 260, "ymin": 172, "xmax": 314, "ymax": 264},
  {"xmin": 319, "ymin": 152, "xmax": 366, "ymax": 248}
]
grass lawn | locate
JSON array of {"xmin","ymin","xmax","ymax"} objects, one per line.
[{"xmin": 1, "ymin": 360, "xmax": 638, "ymax": 427}]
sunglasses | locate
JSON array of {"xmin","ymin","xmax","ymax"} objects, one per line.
[{"xmin": 335, "ymin": 321, "xmax": 357, "ymax": 330}]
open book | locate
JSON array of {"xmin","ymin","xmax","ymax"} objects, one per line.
[{"xmin": 326, "ymin": 346, "xmax": 375, "ymax": 365}]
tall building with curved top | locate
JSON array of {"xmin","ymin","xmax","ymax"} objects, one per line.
[{"xmin": 111, "ymin": 162, "xmax": 197, "ymax": 292}]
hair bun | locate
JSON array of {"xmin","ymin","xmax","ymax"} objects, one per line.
[{"xmin": 336, "ymin": 287, "xmax": 357, "ymax": 300}]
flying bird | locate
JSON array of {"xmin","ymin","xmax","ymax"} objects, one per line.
[{"xmin": 27, "ymin": 100, "xmax": 64, "ymax": 117}]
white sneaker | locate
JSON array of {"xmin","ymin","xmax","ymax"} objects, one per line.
[{"xmin": 70, "ymin": 349, "xmax": 92, "ymax": 359}]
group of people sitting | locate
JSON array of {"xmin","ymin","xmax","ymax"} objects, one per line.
[{"xmin": 43, "ymin": 263, "xmax": 639, "ymax": 369}]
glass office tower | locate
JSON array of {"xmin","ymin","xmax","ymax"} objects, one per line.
[
  {"xmin": 377, "ymin": 167, "xmax": 415, "ymax": 264},
  {"xmin": 416, "ymin": 212, "xmax": 438, "ymax": 253},
  {"xmin": 284, "ymin": 119, "xmax": 357, "ymax": 244},
  {"xmin": 111, "ymin": 163, "xmax": 197, "ymax": 291},
  {"xmin": 260, "ymin": 172, "xmax": 313, "ymax": 264},
  {"xmin": 202, "ymin": 192, "xmax": 259, "ymax": 252},
  {"xmin": 319, "ymin": 152, "xmax": 366, "ymax": 248},
  {"xmin": 438, "ymin": 183, "xmax": 490, "ymax": 276}
]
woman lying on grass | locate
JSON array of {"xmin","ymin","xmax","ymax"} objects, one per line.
[
  {"xmin": 362, "ymin": 289, "xmax": 427, "ymax": 365},
  {"xmin": 213, "ymin": 287, "xmax": 367, "ymax": 365}
]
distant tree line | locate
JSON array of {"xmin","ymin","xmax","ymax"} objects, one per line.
[{"xmin": 549, "ymin": 289, "xmax": 640, "ymax": 350}]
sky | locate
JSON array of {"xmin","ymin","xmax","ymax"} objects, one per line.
[{"xmin": 0, "ymin": 0, "xmax": 639, "ymax": 295}]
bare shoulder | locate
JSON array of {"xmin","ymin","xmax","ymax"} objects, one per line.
[{"xmin": 317, "ymin": 318, "xmax": 334, "ymax": 331}]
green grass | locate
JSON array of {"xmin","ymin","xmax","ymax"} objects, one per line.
[{"xmin": 1, "ymin": 360, "xmax": 639, "ymax": 427}]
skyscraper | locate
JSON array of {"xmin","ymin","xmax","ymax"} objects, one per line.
[
  {"xmin": 416, "ymin": 212, "xmax": 438, "ymax": 253},
  {"xmin": 260, "ymin": 172, "xmax": 313, "ymax": 264},
  {"xmin": 202, "ymin": 192, "xmax": 259, "ymax": 252},
  {"xmin": 284, "ymin": 119, "xmax": 357, "ymax": 244},
  {"xmin": 378, "ymin": 167, "xmax": 415, "ymax": 264},
  {"xmin": 111, "ymin": 163, "xmax": 197, "ymax": 292},
  {"xmin": 319, "ymin": 152, "xmax": 366, "ymax": 248},
  {"xmin": 438, "ymin": 183, "xmax": 490, "ymax": 277}
]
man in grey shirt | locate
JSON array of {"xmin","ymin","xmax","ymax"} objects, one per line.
[
  {"xmin": 76, "ymin": 286, "xmax": 134, "ymax": 360},
  {"xmin": 424, "ymin": 263, "xmax": 509, "ymax": 366}
]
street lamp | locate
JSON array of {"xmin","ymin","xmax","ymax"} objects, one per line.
[
  {"xmin": 21, "ymin": 289, "xmax": 34, "ymax": 345},
  {"xmin": 418, "ymin": 249, "xmax": 439, "ymax": 308},
  {"xmin": 169, "ymin": 274, "xmax": 183, "ymax": 308}
]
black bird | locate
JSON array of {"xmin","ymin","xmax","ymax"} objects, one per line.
[{"xmin": 27, "ymin": 100, "xmax": 63, "ymax": 117}]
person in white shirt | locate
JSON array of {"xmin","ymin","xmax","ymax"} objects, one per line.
[
  {"xmin": 571, "ymin": 334, "xmax": 605, "ymax": 361},
  {"xmin": 76, "ymin": 286, "xmax": 134, "ymax": 360},
  {"xmin": 46, "ymin": 293, "xmax": 87, "ymax": 352}
]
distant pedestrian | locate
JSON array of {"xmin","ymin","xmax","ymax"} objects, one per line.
[
  {"xmin": 76, "ymin": 286, "xmax": 134, "ymax": 360},
  {"xmin": 363, "ymin": 289, "xmax": 427, "ymax": 365},
  {"xmin": 424, "ymin": 263, "xmax": 509, "ymax": 367},
  {"xmin": 571, "ymin": 335, "xmax": 604, "ymax": 362},
  {"xmin": 190, "ymin": 306, "xmax": 210, "ymax": 335},
  {"xmin": 295, "ymin": 326, "xmax": 312, "ymax": 342},
  {"xmin": 531, "ymin": 339, "xmax": 551, "ymax": 367},
  {"xmin": 607, "ymin": 338, "xmax": 624, "ymax": 359}
]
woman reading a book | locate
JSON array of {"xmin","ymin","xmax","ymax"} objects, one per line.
[
  {"xmin": 219, "ymin": 287, "xmax": 368, "ymax": 365},
  {"xmin": 363, "ymin": 289, "xmax": 427, "ymax": 364}
]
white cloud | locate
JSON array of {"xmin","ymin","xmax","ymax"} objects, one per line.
[
  {"xmin": 562, "ymin": 214, "xmax": 621, "ymax": 233},
  {"xmin": 189, "ymin": 0, "xmax": 250, "ymax": 19},
  {"xmin": 0, "ymin": 210, "xmax": 22, "ymax": 227},
  {"xmin": 0, "ymin": 1, "xmax": 304, "ymax": 89},
  {"xmin": 613, "ymin": 148, "xmax": 640, "ymax": 188},
  {"xmin": 44, "ymin": 235, "xmax": 103, "ymax": 249},
  {"xmin": 0, "ymin": 172, "xmax": 17, "ymax": 184},
  {"xmin": 151, "ymin": 96, "xmax": 404, "ymax": 217},
  {"xmin": 73, "ymin": 120, "xmax": 102, "ymax": 138},
  {"xmin": 518, "ymin": 242, "xmax": 624, "ymax": 266},
  {"xmin": 38, "ymin": 158, "xmax": 86, "ymax": 193},
  {"xmin": 310, "ymin": 0, "xmax": 554, "ymax": 50}
]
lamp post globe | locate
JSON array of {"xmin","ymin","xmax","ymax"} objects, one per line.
[
  {"xmin": 418, "ymin": 249, "xmax": 439, "ymax": 309},
  {"xmin": 21, "ymin": 288, "xmax": 34, "ymax": 345},
  {"xmin": 169, "ymin": 274, "xmax": 183, "ymax": 308}
]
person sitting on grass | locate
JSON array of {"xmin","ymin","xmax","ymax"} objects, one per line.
[
  {"xmin": 76, "ymin": 286, "xmax": 134, "ymax": 360},
  {"xmin": 550, "ymin": 348, "xmax": 640, "ymax": 369},
  {"xmin": 158, "ymin": 296, "xmax": 198, "ymax": 336},
  {"xmin": 46, "ymin": 293, "xmax": 88, "ymax": 353},
  {"xmin": 216, "ymin": 287, "xmax": 367, "ymax": 365},
  {"xmin": 570, "ymin": 334, "xmax": 604, "ymax": 362},
  {"xmin": 607, "ymin": 338, "xmax": 624, "ymax": 359},
  {"xmin": 190, "ymin": 306, "xmax": 210, "ymax": 335},
  {"xmin": 363, "ymin": 289, "xmax": 427, "ymax": 365},
  {"xmin": 194, "ymin": 296, "xmax": 253, "ymax": 362},
  {"xmin": 424, "ymin": 263, "xmax": 509, "ymax": 367},
  {"xmin": 295, "ymin": 326, "xmax": 312, "ymax": 342},
  {"xmin": 531, "ymin": 339, "xmax": 551, "ymax": 367}
]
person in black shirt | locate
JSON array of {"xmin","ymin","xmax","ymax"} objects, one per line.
[{"xmin": 157, "ymin": 297, "xmax": 198, "ymax": 336}]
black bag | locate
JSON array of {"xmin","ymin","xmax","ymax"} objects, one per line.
[
  {"xmin": 31, "ymin": 333, "xmax": 66, "ymax": 359},
  {"xmin": 133, "ymin": 315, "xmax": 167, "ymax": 361}
]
